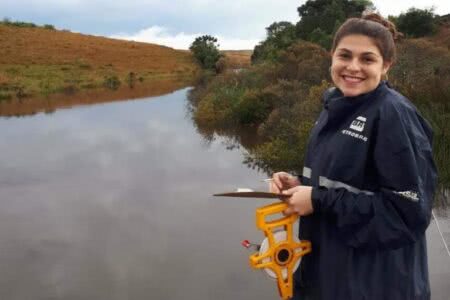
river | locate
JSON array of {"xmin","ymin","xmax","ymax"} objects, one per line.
[{"xmin": 0, "ymin": 86, "xmax": 449, "ymax": 299}]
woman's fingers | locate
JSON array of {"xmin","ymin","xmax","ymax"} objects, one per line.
[
  {"xmin": 272, "ymin": 172, "xmax": 294, "ymax": 192},
  {"xmin": 281, "ymin": 186, "xmax": 314, "ymax": 217},
  {"xmin": 272, "ymin": 173, "xmax": 285, "ymax": 191},
  {"xmin": 270, "ymin": 181, "xmax": 280, "ymax": 193},
  {"xmin": 283, "ymin": 205, "xmax": 295, "ymax": 216}
]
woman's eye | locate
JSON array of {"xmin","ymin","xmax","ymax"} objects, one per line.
[{"xmin": 339, "ymin": 54, "xmax": 350, "ymax": 59}]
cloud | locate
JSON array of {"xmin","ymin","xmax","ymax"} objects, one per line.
[
  {"xmin": 110, "ymin": 26, "xmax": 261, "ymax": 50},
  {"xmin": 373, "ymin": 0, "xmax": 449, "ymax": 17},
  {"xmin": 2, "ymin": 1, "xmax": 449, "ymax": 41}
]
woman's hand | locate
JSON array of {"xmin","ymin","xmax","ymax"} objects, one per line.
[
  {"xmin": 270, "ymin": 172, "xmax": 301, "ymax": 193},
  {"xmin": 282, "ymin": 186, "xmax": 314, "ymax": 217}
]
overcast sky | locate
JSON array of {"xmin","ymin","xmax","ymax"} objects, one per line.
[{"xmin": 1, "ymin": 1, "xmax": 449, "ymax": 50}]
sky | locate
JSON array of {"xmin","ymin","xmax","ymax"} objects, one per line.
[{"xmin": 1, "ymin": 1, "xmax": 449, "ymax": 50}]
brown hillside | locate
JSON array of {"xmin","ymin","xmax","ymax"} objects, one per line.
[
  {"xmin": 0, "ymin": 25, "xmax": 198, "ymax": 73},
  {"xmin": 0, "ymin": 25, "xmax": 202, "ymax": 100},
  {"xmin": 221, "ymin": 50, "xmax": 253, "ymax": 69}
]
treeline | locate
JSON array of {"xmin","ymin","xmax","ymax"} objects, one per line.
[
  {"xmin": 0, "ymin": 17, "xmax": 55, "ymax": 30},
  {"xmin": 252, "ymin": 2, "xmax": 439, "ymax": 63},
  {"xmin": 188, "ymin": 0, "xmax": 450, "ymax": 193}
]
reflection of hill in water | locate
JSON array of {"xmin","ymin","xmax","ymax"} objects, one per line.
[{"xmin": 0, "ymin": 78, "xmax": 192, "ymax": 117}]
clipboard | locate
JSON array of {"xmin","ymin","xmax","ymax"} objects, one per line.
[{"xmin": 213, "ymin": 191, "xmax": 289, "ymax": 200}]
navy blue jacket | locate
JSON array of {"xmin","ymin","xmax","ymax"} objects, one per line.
[{"xmin": 294, "ymin": 81, "xmax": 437, "ymax": 300}]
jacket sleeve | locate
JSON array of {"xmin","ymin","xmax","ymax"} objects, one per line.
[{"xmin": 311, "ymin": 105, "xmax": 438, "ymax": 250}]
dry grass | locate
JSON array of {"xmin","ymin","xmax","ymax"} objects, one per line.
[
  {"xmin": 428, "ymin": 22, "xmax": 450, "ymax": 49},
  {"xmin": 221, "ymin": 50, "xmax": 253, "ymax": 69},
  {"xmin": 0, "ymin": 25, "xmax": 198, "ymax": 73},
  {"xmin": 0, "ymin": 25, "xmax": 201, "ymax": 99}
]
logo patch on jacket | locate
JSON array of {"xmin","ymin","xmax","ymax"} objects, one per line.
[
  {"xmin": 342, "ymin": 116, "xmax": 369, "ymax": 142},
  {"xmin": 350, "ymin": 116, "xmax": 366, "ymax": 132}
]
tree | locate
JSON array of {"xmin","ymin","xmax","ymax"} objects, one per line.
[
  {"xmin": 296, "ymin": 0, "xmax": 373, "ymax": 49},
  {"xmin": 189, "ymin": 35, "xmax": 222, "ymax": 69},
  {"xmin": 252, "ymin": 0, "xmax": 374, "ymax": 63},
  {"xmin": 395, "ymin": 8, "xmax": 436, "ymax": 38},
  {"xmin": 251, "ymin": 21, "xmax": 297, "ymax": 63}
]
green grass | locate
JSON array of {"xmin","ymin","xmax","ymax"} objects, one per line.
[
  {"xmin": 0, "ymin": 63, "xmax": 196, "ymax": 98},
  {"xmin": 1, "ymin": 18, "xmax": 55, "ymax": 30}
]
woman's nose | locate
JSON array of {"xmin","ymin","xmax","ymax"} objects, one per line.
[{"xmin": 346, "ymin": 59, "xmax": 361, "ymax": 71}]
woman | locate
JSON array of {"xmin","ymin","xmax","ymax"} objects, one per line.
[{"xmin": 270, "ymin": 13, "xmax": 437, "ymax": 300}]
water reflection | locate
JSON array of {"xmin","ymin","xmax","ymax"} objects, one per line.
[
  {"xmin": 0, "ymin": 87, "xmax": 283, "ymax": 300},
  {"xmin": 0, "ymin": 77, "xmax": 192, "ymax": 117}
]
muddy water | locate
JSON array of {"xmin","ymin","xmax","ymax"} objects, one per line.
[{"xmin": 0, "ymin": 87, "xmax": 449, "ymax": 300}]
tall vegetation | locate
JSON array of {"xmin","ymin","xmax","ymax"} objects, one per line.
[
  {"xmin": 296, "ymin": 0, "xmax": 373, "ymax": 49},
  {"xmin": 251, "ymin": 22, "xmax": 297, "ymax": 63},
  {"xmin": 252, "ymin": 0, "xmax": 372, "ymax": 63},
  {"xmin": 189, "ymin": 35, "xmax": 222, "ymax": 69},
  {"xmin": 189, "ymin": 42, "xmax": 330, "ymax": 171},
  {"xmin": 1, "ymin": 17, "xmax": 55, "ymax": 29},
  {"xmin": 392, "ymin": 8, "xmax": 437, "ymax": 38}
]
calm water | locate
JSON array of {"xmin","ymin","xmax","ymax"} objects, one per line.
[{"xmin": 0, "ymin": 87, "xmax": 449, "ymax": 300}]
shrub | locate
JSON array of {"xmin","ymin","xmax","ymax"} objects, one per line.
[
  {"xmin": 189, "ymin": 35, "xmax": 222, "ymax": 69},
  {"xmin": 234, "ymin": 89, "xmax": 273, "ymax": 125},
  {"xmin": 0, "ymin": 91, "xmax": 12, "ymax": 101},
  {"xmin": 251, "ymin": 22, "xmax": 297, "ymax": 63},
  {"xmin": 277, "ymin": 41, "xmax": 330, "ymax": 84},
  {"xmin": 395, "ymin": 8, "xmax": 437, "ymax": 38},
  {"xmin": 215, "ymin": 57, "xmax": 227, "ymax": 74},
  {"xmin": 103, "ymin": 75, "xmax": 121, "ymax": 90}
]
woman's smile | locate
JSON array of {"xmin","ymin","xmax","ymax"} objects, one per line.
[
  {"xmin": 331, "ymin": 34, "xmax": 391, "ymax": 97},
  {"xmin": 341, "ymin": 74, "xmax": 365, "ymax": 83}
]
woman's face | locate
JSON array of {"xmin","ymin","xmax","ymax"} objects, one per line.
[{"xmin": 331, "ymin": 34, "xmax": 391, "ymax": 97}]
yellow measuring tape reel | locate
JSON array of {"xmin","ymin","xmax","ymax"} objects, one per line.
[
  {"xmin": 214, "ymin": 191, "xmax": 312, "ymax": 299},
  {"xmin": 249, "ymin": 201, "xmax": 312, "ymax": 300}
]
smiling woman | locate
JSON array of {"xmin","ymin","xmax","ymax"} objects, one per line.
[
  {"xmin": 330, "ymin": 34, "xmax": 390, "ymax": 97},
  {"xmin": 270, "ymin": 12, "xmax": 438, "ymax": 300},
  {"xmin": 329, "ymin": 14, "xmax": 401, "ymax": 97}
]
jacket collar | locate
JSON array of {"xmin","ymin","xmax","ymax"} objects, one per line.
[{"xmin": 323, "ymin": 81, "xmax": 388, "ymax": 124}]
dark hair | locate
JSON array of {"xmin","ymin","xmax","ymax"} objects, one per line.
[{"xmin": 331, "ymin": 13, "xmax": 402, "ymax": 63}]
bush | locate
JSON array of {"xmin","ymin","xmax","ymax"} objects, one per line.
[
  {"xmin": 394, "ymin": 8, "xmax": 437, "ymax": 38},
  {"xmin": 386, "ymin": 39, "xmax": 450, "ymax": 188},
  {"xmin": 0, "ymin": 91, "xmax": 12, "ymax": 101},
  {"xmin": 235, "ymin": 89, "xmax": 273, "ymax": 125},
  {"xmin": 277, "ymin": 41, "xmax": 330, "ymax": 84},
  {"xmin": 251, "ymin": 22, "xmax": 297, "ymax": 63},
  {"xmin": 215, "ymin": 57, "xmax": 227, "ymax": 74},
  {"xmin": 43, "ymin": 24, "xmax": 55, "ymax": 30},
  {"xmin": 189, "ymin": 35, "xmax": 222, "ymax": 69},
  {"xmin": 1, "ymin": 18, "xmax": 55, "ymax": 30},
  {"xmin": 103, "ymin": 75, "xmax": 121, "ymax": 90}
]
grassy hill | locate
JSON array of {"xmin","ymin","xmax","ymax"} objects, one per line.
[
  {"xmin": 220, "ymin": 50, "xmax": 253, "ymax": 69},
  {"xmin": 0, "ymin": 24, "xmax": 202, "ymax": 100}
]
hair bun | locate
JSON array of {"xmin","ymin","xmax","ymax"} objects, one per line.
[{"xmin": 362, "ymin": 12, "xmax": 403, "ymax": 41}]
